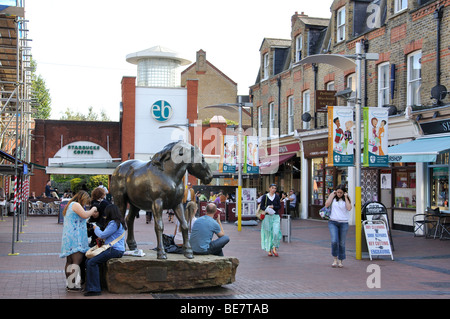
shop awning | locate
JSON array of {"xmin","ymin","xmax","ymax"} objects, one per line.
[
  {"xmin": 260, "ymin": 154, "xmax": 295, "ymax": 174},
  {"xmin": 388, "ymin": 135, "xmax": 450, "ymax": 163}
]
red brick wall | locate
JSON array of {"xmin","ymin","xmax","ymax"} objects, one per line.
[
  {"xmin": 121, "ymin": 76, "xmax": 136, "ymax": 161},
  {"xmin": 30, "ymin": 119, "xmax": 120, "ymax": 196}
]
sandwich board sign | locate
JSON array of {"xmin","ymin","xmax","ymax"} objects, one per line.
[{"xmin": 363, "ymin": 220, "xmax": 394, "ymax": 260}]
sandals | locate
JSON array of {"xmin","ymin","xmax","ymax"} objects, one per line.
[
  {"xmin": 331, "ymin": 259, "xmax": 343, "ymax": 268},
  {"xmin": 267, "ymin": 248, "xmax": 279, "ymax": 257}
]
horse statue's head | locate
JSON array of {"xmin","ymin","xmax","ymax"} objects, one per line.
[{"xmin": 151, "ymin": 141, "xmax": 213, "ymax": 185}]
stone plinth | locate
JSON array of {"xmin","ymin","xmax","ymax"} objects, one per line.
[{"xmin": 104, "ymin": 250, "xmax": 239, "ymax": 293}]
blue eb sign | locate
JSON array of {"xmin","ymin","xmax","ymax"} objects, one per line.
[{"xmin": 151, "ymin": 100, "xmax": 173, "ymax": 122}]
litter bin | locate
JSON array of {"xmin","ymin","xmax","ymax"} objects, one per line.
[{"xmin": 281, "ymin": 215, "xmax": 291, "ymax": 242}]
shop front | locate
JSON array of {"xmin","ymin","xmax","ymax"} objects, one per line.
[{"xmin": 389, "ymin": 134, "xmax": 450, "ymax": 231}]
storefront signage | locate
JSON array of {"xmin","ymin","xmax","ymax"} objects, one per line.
[
  {"xmin": 151, "ymin": 100, "xmax": 173, "ymax": 122},
  {"xmin": 315, "ymin": 90, "xmax": 336, "ymax": 113},
  {"xmin": 67, "ymin": 144, "xmax": 100, "ymax": 155},
  {"xmin": 363, "ymin": 220, "xmax": 394, "ymax": 260},
  {"xmin": 420, "ymin": 119, "xmax": 450, "ymax": 135},
  {"xmin": 303, "ymin": 138, "xmax": 328, "ymax": 158}
]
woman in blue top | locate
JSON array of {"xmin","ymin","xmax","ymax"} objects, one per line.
[
  {"xmin": 60, "ymin": 190, "xmax": 98, "ymax": 292},
  {"xmin": 84, "ymin": 204, "xmax": 126, "ymax": 296},
  {"xmin": 260, "ymin": 184, "xmax": 282, "ymax": 257}
]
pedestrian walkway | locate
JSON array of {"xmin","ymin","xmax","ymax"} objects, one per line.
[{"xmin": 1, "ymin": 212, "xmax": 449, "ymax": 299}]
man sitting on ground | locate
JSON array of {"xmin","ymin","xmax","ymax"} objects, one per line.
[{"xmin": 189, "ymin": 203, "xmax": 229, "ymax": 256}]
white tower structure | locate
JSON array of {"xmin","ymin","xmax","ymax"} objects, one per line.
[{"xmin": 126, "ymin": 45, "xmax": 191, "ymax": 87}]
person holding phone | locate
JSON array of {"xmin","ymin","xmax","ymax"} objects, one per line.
[
  {"xmin": 260, "ymin": 183, "xmax": 282, "ymax": 257},
  {"xmin": 324, "ymin": 184, "xmax": 352, "ymax": 268},
  {"xmin": 189, "ymin": 202, "xmax": 229, "ymax": 256}
]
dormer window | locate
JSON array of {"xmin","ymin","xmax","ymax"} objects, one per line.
[
  {"xmin": 336, "ymin": 7, "xmax": 345, "ymax": 43},
  {"xmin": 263, "ymin": 53, "xmax": 269, "ymax": 80},
  {"xmin": 295, "ymin": 35, "xmax": 303, "ymax": 62}
]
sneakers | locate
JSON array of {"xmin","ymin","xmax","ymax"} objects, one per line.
[
  {"xmin": 84, "ymin": 291, "xmax": 102, "ymax": 296},
  {"xmin": 331, "ymin": 258, "xmax": 343, "ymax": 268}
]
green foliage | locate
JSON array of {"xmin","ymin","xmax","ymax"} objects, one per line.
[
  {"xmin": 31, "ymin": 59, "xmax": 52, "ymax": 119},
  {"xmin": 86, "ymin": 175, "xmax": 108, "ymax": 191},
  {"xmin": 59, "ymin": 106, "xmax": 110, "ymax": 121}
]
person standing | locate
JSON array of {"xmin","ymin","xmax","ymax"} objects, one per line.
[
  {"xmin": 87, "ymin": 187, "xmax": 111, "ymax": 247},
  {"xmin": 84, "ymin": 205, "xmax": 126, "ymax": 296},
  {"xmin": 324, "ymin": 184, "xmax": 352, "ymax": 268},
  {"xmin": 190, "ymin": 203, "xmax": 229, "ymax": 256},
  {"xmin": 260, "ymin": 184, "xmax": 282, "ymax": 257},
  {"xmin": 183, "ymin": 182, "xmax": 195, "ymax": 207},
  {"xmin": 60, "ymin": 190, "xmax": 98, "ymax": 291}
]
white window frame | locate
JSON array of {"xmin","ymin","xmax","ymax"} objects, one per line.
[
  {"xmin": 394, "ymin": 0, "xmax": 407, "ymax": 13},
  {"xmin": 258, "ymin": 106, "xmax": 263, "ymax": 137},
  {"xmin": 288, "ymin": 96, "xmax": 294, "ymax": 134},
  {"xmin": 346, "ymin": 73, "xmax": 356, "ymax": 107},
  {"xmin": 269, "ymin": 102, "xmax": 276, "ymax": 137},
  {"xmin": 303, "ymin": 90, "xmax": 311, "ymax": 130},
  {"xmin": 295, "ymin": 35, "xmax": 303, "ymax": 62},
  {"xmin": 378, "ymin": 63, "xmax": 390, "ymax": 107},
  {"xmin": 263, "ymin": 53, "xmax": 269, "ymax": 80},
  {"xmin": 326, "ymin": 81, "xmax": 335, "ymax": 91},
  {"xmin": 407, "ymin": 51, "xmax": 422, "ymax": 107},
  {"xmin": 336, "ymin": 7, "xmax": 346, "ymax": 43}
]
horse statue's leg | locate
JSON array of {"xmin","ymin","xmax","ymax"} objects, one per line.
[
  {"xmin": 173, "ymin": 203, "xmax": 194, "ymax": 259},
  {"xmin": 152, "ymin": 198, "xmax": 167, "ymax": 259},
  {"xmin": 125, "ymin": 204, "xmax": 140, "ymax": 250}
]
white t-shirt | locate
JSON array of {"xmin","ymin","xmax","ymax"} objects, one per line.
[{"xmin": 330, "ymin": 199, "xmax": 350, "ymax": 222}]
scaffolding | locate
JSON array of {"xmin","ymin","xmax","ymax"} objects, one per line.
[{"xmin": 0, "ymin": 2, "xmax": 33, "ymax": 255}]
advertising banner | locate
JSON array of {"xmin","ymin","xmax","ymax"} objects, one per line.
[
  {"xmin": 327, "ymin": 106, "xmax": 355, "ymax": 166},
  {"xmin": 221, "ymin": 135, "xmax": 237, "ymax": 173},
  {"xmin": 363, "ymin": 107, "xmax": 388, "ymax": 167},
  {"xmin": 244, "ymin": 136, "xmax": 259, "ymax": 174}
]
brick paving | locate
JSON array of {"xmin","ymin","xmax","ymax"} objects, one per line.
[{"xmin": 1, "ymin": 212, "xmax": 450, "ymax": 300}]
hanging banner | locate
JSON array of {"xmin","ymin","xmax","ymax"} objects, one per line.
[
  {"xmin": 327, "ymin": 106, "xmax": 355, "ymax": 166},
  {"xmin": 363, "ymin": 107, "xmax": 388, "ymax": 167},
  {"xmin": 244, "ymin": 136, "xmax": 259, "ymax": 174},
  {"xmin": 221, "ymin": 135, "xmax": 237, "ymax": 173}
]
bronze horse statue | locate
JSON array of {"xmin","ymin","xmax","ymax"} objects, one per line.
[{"xmin": 110, "ymin": 141, "xmax": 213, "ymax": 259}]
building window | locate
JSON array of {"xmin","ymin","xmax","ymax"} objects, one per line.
[
  {"xmin": 288, "ymin": 96, "xmax": 294, "ymax": 134},
  {"xmin": 269, "ymin": 102, "xmax": 276, "ymax": 137},
  {"xmin": 258, "ymin": 106, "xmax": 263, "ymax": 137},
  {"xmin": 295, "ymin": 35, "xmax": 303, "ymax": 62},
  {"xmin": 407, "ymin": 51, "xmax": 422, "ymax": 107},
  {"xmin": 346, "ymin": 73, "xmax": 356, "ymax": 106},
  {"xmin": 378, "ymin": 63, "xmax": 390, "ymax": 107},
  {"xmin": 303, "ymin": 90, "xmax": 311, "ymax": 130},
  {"xmin": 326, "ymin": 81, "xmax": 335, "ymax": 91},
  {"xmin": 394, "ymin": 0, "xmax": 407, "ymax": 13},
  {"xmin": 336, "ymin": 7, "xmax": 346, "ymax": 43},
  {"xmin": 263, "ymin": 53, "xmax": 269, "ymax": 80}
]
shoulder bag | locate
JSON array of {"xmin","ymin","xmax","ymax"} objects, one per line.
[
  {"xmin": 319, "ymin": 205, "xmax": 331, "ymax": 220},
  {"xmin": 86, "ymin": 231, "xmax": 125, "ymax": 259},
  {"xmin": 256, "ymin": 195, "xmax": 268, "ymax": 221}
]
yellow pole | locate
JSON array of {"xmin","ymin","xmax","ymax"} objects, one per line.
[
  {"xmin": 355, "ymin": 186, "xmax": 362, "ymax": 260},
  {"xmin": 237, "ymin": 185, "xmax": 242, "ymax": 231}
]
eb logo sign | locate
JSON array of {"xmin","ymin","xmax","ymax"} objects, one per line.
[{"xmin": 151, "ymin": 100, "xmax": 173, "ymax": 122}]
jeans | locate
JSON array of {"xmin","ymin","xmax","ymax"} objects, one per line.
[
  {"xmin": 85, "ymin": 247, "xmax": 123, "ymax": 293},
  {"xmin": 194, "ymin": 235, "xmax": 230, "ymax": 256},
  {"xmin": 328, "ymin": 220, "xmax": 349, "ymax": 260}
]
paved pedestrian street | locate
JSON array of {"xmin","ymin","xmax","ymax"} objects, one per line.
[{"xmin": 1, "ymin": 213, "xmax": 450, "ymax": 301}]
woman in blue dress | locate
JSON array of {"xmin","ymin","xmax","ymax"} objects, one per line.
[{"xmin": 60, "ymin": 190, "xmax": 98, "ymax": 291}]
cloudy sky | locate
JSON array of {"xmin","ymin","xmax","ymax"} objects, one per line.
[{"xmin": 26, "ymin": 0, "xmax": 332, "ymax": 121}]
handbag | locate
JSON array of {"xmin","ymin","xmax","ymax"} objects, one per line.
[
  {"xmin": 256, "ymin": 195, "xmax": 268, "ymax": 220},
  {"xmin": 86, "ymin": 231, "xmax": 125, "ymax": 259},
  {"xmin": 319, "ymin": 206, "xmax": 331, "ymax": 220}
]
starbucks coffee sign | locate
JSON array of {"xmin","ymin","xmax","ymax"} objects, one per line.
[
  {"xmin": 49, "ymin": 141, "xmax": 113, "ymax": 167},
  {"xmin": 68, "ymin": 144, "xmax": 101, "ymax": 155}
]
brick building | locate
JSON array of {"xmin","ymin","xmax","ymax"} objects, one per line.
[{"xmin": 249, "ymin": 0, "xmax": 450, "ymax": 229}]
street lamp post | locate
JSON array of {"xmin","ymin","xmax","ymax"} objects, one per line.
[
  {"xmin": 205, "ymin": 102, "xmax": 252, "ymax": 231},
  {"xmin": 294, "ymin": 42, "xmax": 378, "ymax": 260}
]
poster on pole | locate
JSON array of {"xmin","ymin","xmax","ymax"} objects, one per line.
[
  {"xmin": 244, "ymin": 136, "xmax": 259, "ymax": 174},
  {"xmin": 363, "ymin": 107, "xmax": 388, "ymax": 167},
  {"xmin": 221, "ymin": 135, "xmax": 237, "ymax": 173},
  {"xmin": 327, "ymin": 106, "xmax": 355, "ymax": 166}
]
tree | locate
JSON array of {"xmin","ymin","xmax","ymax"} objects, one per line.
[
  {"xmin": 31, "ymin": 59, "xmax": 52, "ymax": 119},
  {"xmin": 60, "ymin": 106, "xmax": 110, "ymax": 121}
]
